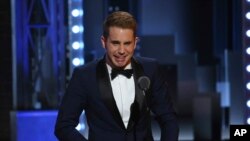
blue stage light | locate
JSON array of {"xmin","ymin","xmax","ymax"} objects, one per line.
[
  {"xmin": 246, "ymin": 12, "xmax": 250, "ymax": 20},
  {"xmin": 247, "ymin": 100, "xmax": 250, "ymax": 108},
  {"xmin": 72, "ymin": 25, "xmax": 80, "ymax": 33},
  {"xmin": 72, "ymin": 9, "xmax": 80, "ymax": 17},
  {"xmin": 246, "ymin": 82, "xmax": 250, "ymax": 90},
  {"xmin": 69, "ymin": 0, "xmax": 84, "ymax": 74},
  {"xmin": 246, "ymin": 47, "xmax": 250, "ymax": 55},
  {"xmin": 72, "ymin": 58, "xmax": 84, "ymax": 66},
  {"xmin": 72, "ymin": 41, "xmax": 80, "ymax": 50},
  {"xmin": 247, "ymin": 118, "xmax": 250, "ymax": 125},
  {"xmin": 246, "ymin": 65, "xmax": 250, "ymax": 73},
  {"xmin": 246, "ymin": 30, "xmax": 250, "ymax": 37},
  {"xmin": 244, "ymin": 0, "xmax": 250, "ymax": 125}
]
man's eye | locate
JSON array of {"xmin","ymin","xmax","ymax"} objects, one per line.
[
  {"xmin": 114, "ymin": 43, "xmax": 119, "ymax": 45},
  {"xmin": 124, "ymin": 43, "xmax": 131, "ymax": 46},
  {"xmin": 111, "ymin": 41, "xmax": 119, "ymax": 45}
]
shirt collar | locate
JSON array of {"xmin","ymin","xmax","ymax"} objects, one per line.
[{"xmin": 106, "ymin": 63, "xmax": 132, "ymax": 75}]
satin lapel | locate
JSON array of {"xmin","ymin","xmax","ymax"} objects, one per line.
[
  {"xmin": 96, "ymin": 58, "xmax": 126, "ymax": 130},
  {"xmin": 127, "ymin": 57, "xmax": 146, "ymax": 131}
]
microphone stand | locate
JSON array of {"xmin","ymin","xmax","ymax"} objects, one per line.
[
  {"xmin": 133, "ymin": 89, "xmax": 150, "ymax": 141},
  {"xmin": 134, "ymin": 76, "xmax": 150, "ymax": 141}
]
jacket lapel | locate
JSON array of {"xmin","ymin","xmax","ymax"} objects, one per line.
[
  {"xmin": 126, "ymin": 57, "xmax": 146, "ymax": 131},
  {"xmin": 96, "ymin": 58, "xmax": 126, "ymax": 130}
]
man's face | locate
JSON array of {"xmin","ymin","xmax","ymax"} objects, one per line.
[{"xmin": 101, "ymin": 26, "xmax": 138, "ymax": 69}]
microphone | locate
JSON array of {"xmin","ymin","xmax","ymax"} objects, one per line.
[{"xmin": 138, "ymin": 76, "xmax": 150, "ymax": 92}]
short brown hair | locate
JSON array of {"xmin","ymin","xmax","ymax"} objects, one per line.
[{"xmin": 103, "ymin": 11, "xmax": 137, "ymax": 38}]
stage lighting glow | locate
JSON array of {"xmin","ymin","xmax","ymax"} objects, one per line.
[
  {"xmin": 247, "ymin": 47, "xmax": 250, "ymax": 55},
  {"xmin": 81, "ymin": 42, "xmax": 84, "ymax": 49},
  {"xmin": 72, "ymin": 25, "xmax": 80, "ymax": 33},
  {"xmin": 79, "ymin": 26, "xmax": 84, "ymax": 32},
  {"xmin": 72, "ymin": 42, "xmax": 80, "ymax": 50},
  {"xmin": 246, "ymin": 30, "xmax": 250, "ymax": 37},
  {"xmin": 72, "ymin": 9, "xmax": 80, "ymax": 17},
  {"xmin": 248, "ymin": 118, "xmax": 250, "ymax": 125},
  {"xmin": 247, "ymin": 82, "xmax": 250, "ymax": 90},
  {"xmin": 72, "ymin": 42, "xmax": 84, "ymax": 50},
  {"xmin": 72, "ymin": 25, "xmax": 84, "ymax": 33},
  {"xmin": 72, "ymin": 58, "xmax": 81, "ymax": 66},
  {"xmin": 69, "ymin": 0, "xmax": 84, "ymax": 74},
  {"xmin": 246, "ymin": 12, "xmax": 250, "ymax": 20},
  {"xmin": 247, "ymin": 100, "xmax": 250, "ymax": 108},
  {"xmin": 243, "ymin": 0, "xmax": 250, "ymax": 128},
  {"xmin": 246, "ymin": 65, "xmax": 250, "ymax": 72},
  {"xmin": 76, "ymin": 123, "xmax": 85, "ymax": 131},
  {"xmin": 71, "ymin": 9, "xmax": 83, "ymax": 17}
]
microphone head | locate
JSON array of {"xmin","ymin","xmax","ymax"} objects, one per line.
[{"xmin": 138, "ymin": 76, "xmax": 150, "ymax": 91}]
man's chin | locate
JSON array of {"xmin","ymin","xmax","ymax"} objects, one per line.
[
  {"xmin": 116, "ymin": 65, "xmax": 126, "ymax": 68},
  {"xmin": 114, "ymin": 63, "xmax": 126, "ymax": 68}
]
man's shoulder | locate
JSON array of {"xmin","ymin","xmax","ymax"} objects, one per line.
[
  {"xmin": 134, "ymin": 56, "xmax": 158, "ymax": 64},
  {"xmin": 134, "ymin": 56, "xmax": 158, "ymax": 67}
]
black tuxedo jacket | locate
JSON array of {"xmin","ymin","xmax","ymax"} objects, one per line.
[{"xmin": 55, "ymin": 56, "xmax": 179, "ymax": 141}]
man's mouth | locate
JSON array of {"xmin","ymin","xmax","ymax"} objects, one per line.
[{"xmin": 114, "ymin": 56, "xmax": 126, "ymax": 63}]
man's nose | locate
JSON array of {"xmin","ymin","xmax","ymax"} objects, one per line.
[{"xmin": 118, "ymin": 45, "xmax": 125, "ymax": 54}]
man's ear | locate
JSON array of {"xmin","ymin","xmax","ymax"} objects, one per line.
[
  {"xmin": 101, "ymin": 36, "xmax": 106, "ymax": 49},
  {"xmin": 134, "ymin": 37, "xmax": 139, "ymax": 49}
]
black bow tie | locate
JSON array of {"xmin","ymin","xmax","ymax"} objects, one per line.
[{"xmin": 111, "ymin": 68, "xmax": 133, "ymax": 80}]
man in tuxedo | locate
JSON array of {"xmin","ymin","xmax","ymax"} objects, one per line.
[{"xmin": 54, "ymin": 11, "xmax": 179, "ymax": 141}]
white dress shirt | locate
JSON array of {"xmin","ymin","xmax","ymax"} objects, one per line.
[{"xmin": 106, "ymin": 64, "xmax": 135, "ymax": 128}]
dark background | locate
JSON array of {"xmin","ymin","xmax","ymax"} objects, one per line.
[{"xmin": 0, "ymin": 0, "xmax": 244, "ymax": 140}]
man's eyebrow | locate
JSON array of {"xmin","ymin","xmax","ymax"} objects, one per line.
[
  {"xmin": 124, "ymin": 41, "xmax": 132, "ymax": 44},
  {"xmin": 110, "ymin": 40, "xmax": 132, "ymax": 45},
  {"xmin": 111, "ymin": 40, "xmax": 120, "ymax": 44}
]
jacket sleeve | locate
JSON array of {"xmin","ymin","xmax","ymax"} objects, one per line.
[
  {"xmin": 149, "ymin": 63, "xmax": 179, "ymax": 141},
  {"xmin": 54, "ymin": 67, "xmax": 88, "ymax": 141}
]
